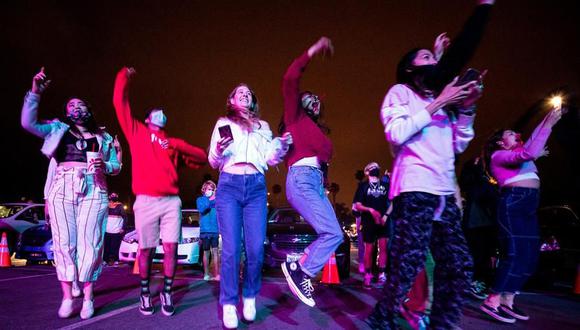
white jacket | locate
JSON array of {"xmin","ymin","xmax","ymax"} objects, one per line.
[{"xmin": 208, "ymin": 117, "xmax": 288, "ymax": 174}]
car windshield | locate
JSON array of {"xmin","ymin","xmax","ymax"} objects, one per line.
[
  {"xmin": 269, "ymin": 209, "xmax": 307, "ymax": 224},
  {"xmin": 0, "ymin": 205, "xmax": 25, "ymax": 219},
  {"xmin": 182, "ymin": 210, "xmax": 200, "ymax": 227}
]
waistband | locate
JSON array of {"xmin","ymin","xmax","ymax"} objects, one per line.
[{"xmin": 500, "ymin": 186, "xmax": 540, "ymax": 193}]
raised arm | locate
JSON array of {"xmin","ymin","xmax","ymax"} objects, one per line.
[
  {"xmin": 282, "ymin": 37, "xmax": 334, "ymax": 126},
  {"xmin": 493, "ymin": 108, "xmax": 561, "ymax": 165},
  {"xmin": 21, "ymin": 68, "xmax": 55, "ymax": 138},
  {"xmin": 113, "ymin": 67, "xmax": 140, "ymax": 138},
  {"xmin": 432, "ymin": 0, "xmax": 494, "ymax": 93}
]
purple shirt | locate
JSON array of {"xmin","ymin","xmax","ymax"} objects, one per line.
[{"xmin": 491, "ymin": 115, "xmax": 552, "ymax": 187}]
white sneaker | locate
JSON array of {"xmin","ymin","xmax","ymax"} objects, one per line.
[
  {"xmin": 222, "ymin": 304, "xmax": 238, "ymax": 329},
  {"xmin": 203, "ymin": 274, "xmax": 211, "ymax": 281},
  {"xmin": 72, "ymin": 282, "xmax": 82, "ymax": 298},
  {"xmin": 243, "ymin": 297, "xmax": 256, "ymax": 321},
  {"xmin": 58, "ymin": 299, "xmax": 74, "ymax": 318},
  {"xmin": 80, "ymin": 299, "xmax": 94, "ymax": 319}
]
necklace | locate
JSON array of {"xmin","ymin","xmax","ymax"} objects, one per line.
[{"xmin": 75, "ymin": 138, "xmax": 88, "ymax": 151}]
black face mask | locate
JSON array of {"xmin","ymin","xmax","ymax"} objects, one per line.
[
  {"xmin": 409, "ymin": 64, "xmax": 438, "ymax": 91},
  {"xmin": 67, "ymin": 111, "xmax": 92, "ymax": 125},
  {"xmin": 369, "ymin": 168, "xmax": 380, "ymax": 177}
]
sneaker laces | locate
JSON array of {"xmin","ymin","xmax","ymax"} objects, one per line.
[
  {"xmin": 300, "ymin": 277, "xmax": 314, "ymax": 298},
  {"xmin": 141, "ymin": 295, "xmax": 152, "ymax": 309},
  {"xmin": 161, "ymin": 292, "xmax": 173, "ymax": 306}
]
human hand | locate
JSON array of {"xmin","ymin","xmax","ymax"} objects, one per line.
[
  {"xmin": 370, "ymin": 209, "xmax": 382, "ymax": 224},
  {"xmin": 545, "ymin": 107, "xmax": 562, "ymax": 128},
  {"xmin": 433, "ymin": 32, "xmax": 450, "ymax": 61},
  {"xmin": 435, "ymin": 77, "xmax": 478, "ymax": 109},
  {"xmin": 216, "ymin": 136, "xmax": 233, "ymax": 155},
  {"xmin": 113, "ymin": 135, "xmax": 122, "ymax": 151},
  {"xmin": 31, "ymin": 67, "xmax": 51, "ymax": 94},
  {"xmin": 91, "ymin": 158, "xmax": 105, "ymax": 171},
  {"xmin": 539, "ymin": 147, "xmax": 550, "ymax": 158},
  {"xmin": 308, "ymin": 36, "xmax": 334, "ymax": 58},
  {"xmin": 462, "ymin": 70, "xmax": 487, "ymax": 108},
  {"xmin": 280, "ymin": 132, "xmax": 293, "ymax": 148}
]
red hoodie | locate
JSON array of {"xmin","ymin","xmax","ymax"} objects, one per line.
[{"xmin": 113, "ymin": 69, "xmax": 207, "ymax": 196}]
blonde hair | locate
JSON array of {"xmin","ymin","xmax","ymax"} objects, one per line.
[{"xmin": 201, "ymin": 180, "xmax": 216, "ymax": 193}]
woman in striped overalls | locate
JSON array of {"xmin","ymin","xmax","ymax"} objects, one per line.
[{"xmin": 21, "ymin": 68, "xmax": 121, "ymax": 319}]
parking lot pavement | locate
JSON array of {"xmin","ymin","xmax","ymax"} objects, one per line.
[{"xmin": 1, "ymin": 254, "xmax": 580, "ymax": 329}]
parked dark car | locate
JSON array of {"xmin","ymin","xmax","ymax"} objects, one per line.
[
  {"xmin": 263, "ymin": 207, "xmax": 351, "ymax": 280},
  {"xmin": 15, "ymin": 225, "xmax": 54, "ymax": 265},
  {"xmin": 530, "ymin": 205, "xmax": 580, "ymax": 288}
]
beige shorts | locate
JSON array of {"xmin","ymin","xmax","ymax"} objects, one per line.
[{"xmin": 133, "ymin": 195, "xmax": 182, "ymax": 249}]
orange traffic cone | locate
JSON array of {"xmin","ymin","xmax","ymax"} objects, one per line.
[
  {"xmin": 132, "ymin": 248, "xmax": 140, "ymax": 275},
  {"xmin": 0, "ymin": 232, "xmax": 12, "ymax": 268},
  {"xmin": 320, "ymin": 252, "xmax": 340, "ymax": 284},
  {"xmin": 573, "ymin": 264, "xmax": 580, "ymax": 295}
]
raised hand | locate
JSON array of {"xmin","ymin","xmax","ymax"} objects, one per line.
[
  {"xmin": 308, "ymin": 36, "xmax": 334, "ymax": 58},
  {"xmin": 545, "ymin": 107, "xmax": 562, "ymax": 128},
  {"xmin": 31, "ymin": 67, "xmax": 51, "ymax": 94},
  {"xmin": 433, "ymin": 32, "xmax": 450, "ymax": 61}
]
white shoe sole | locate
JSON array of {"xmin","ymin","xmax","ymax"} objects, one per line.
[
  {"xmin": 281, "ymin": 262, "xmax": 315, "ymax": 307},
  {"xmin": 479, "ymin": 304, "xmax": 516, "ymax": 323}
]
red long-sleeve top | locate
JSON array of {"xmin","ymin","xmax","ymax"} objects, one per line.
[
  {"xmin": 113, "ymin": 70, "xmax": 207, "ymax": 196},
  {"xmin": 282, "ymin": 51, "xmax": 333, "ymax": 167}
]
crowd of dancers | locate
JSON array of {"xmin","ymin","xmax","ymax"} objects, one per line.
[{"xmin": 19, "ymin": 0, "xmax": 568, "ymax": 328}]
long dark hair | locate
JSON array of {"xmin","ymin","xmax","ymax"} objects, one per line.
[
  {"xmin": 396, "ymin": 47, "xmax": 436, "ymax": 98},
  {"xmin": 483, "ymin": 128, "xmax": 509, "ymax": 179},
  {"xmin": 62, "ymin": 97, "xmax": 99, "ymax": 135},
  {"xmin": 278, "ymin": 90, "xmax": 330, "ymax": 135},
  {"xmin": 226, "ymin": 83, "xmax": 261, "ymax": 131}
]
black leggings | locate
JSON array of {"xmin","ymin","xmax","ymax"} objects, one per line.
[{"xmin": 371, "ymin": 192, "xmax": 473, "ymax": 330}]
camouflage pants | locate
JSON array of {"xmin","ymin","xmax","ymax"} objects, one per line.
[{"xmin": 369, "ymin": 192, "xmax": 473, "ymax": 330}]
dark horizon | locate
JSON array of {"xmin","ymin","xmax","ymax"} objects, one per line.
[{"xmin": 2, "ymin": 1, "xmax": 578, "ymax": 211}]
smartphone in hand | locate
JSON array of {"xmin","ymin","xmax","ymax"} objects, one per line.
[
  {"xmin": 218, "ymin": 125, "xmax": 233, "ymax": 140},
  {"xmin": 454, "ymin": 68, "xmax": 480, "ymax": 86}
]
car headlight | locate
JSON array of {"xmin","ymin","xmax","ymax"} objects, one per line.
[
  {"xmin": 123, "ymin": 237, "xmax": 137, "ymax": 244},
  {"xmin": 181, "ymin": 237, "xmax": 199, "ymax": 244}
]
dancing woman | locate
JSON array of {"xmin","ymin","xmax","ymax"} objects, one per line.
[
  {"xmin": 21, "ymin": 68, "xmax": 121, "ymax": 319},
  {"xmin": 480, "ymin": 107, "xmax": 562, "ymax": 323},
  {"xmin": 279, "ymin": 37, "xmax": 344, "ymax": 308},
  {"xmin": 208, "ymin": 83, "xmax": 292, "ymax": 329}
]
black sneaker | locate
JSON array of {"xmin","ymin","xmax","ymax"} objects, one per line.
[
  {"xmin": 470, "ymin": 281, "xmax": 488, "ymax": 300},
  {"xmin": 160, "ymin": 291, "xmax": 175, "ymax": 316},
  {"xmin": 479, "ymin": 303, "xmax": 516, "ymax": 323},
  {"xmin": 139, "ymin": 294, "xmax": 154, "ymax": 316},
  {"xmin": 281, "ymin": 261, "xmax": 315, "ymax": 307},
  {"xmin": 499, "ymin": 304, "xmax": 529, "ymax": 321}
]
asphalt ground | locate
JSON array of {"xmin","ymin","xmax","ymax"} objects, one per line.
[{"xmin": 1, "ymin": 249, "xmax": 579, "ymax": 330}]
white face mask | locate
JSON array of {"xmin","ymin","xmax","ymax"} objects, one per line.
[
  {"xmin": 149, "ymin": 109, "xmax": 167, "ymax": 128},
  {"xmin": 204, "ymin": 190, "xmax": 214, "ymax": 197}
]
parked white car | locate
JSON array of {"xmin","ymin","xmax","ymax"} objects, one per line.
[{"xmin": 118, "ymin": 209, "xmax": 202, "ymax": 265}]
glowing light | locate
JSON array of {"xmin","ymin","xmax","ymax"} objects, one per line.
[
  {"xmin": 549, "ymin": 95, "xmax": 563, "ymax": 109},
  {"xmin": 123, "ymin": 205, "xmax": 128, "ymax": 210}
]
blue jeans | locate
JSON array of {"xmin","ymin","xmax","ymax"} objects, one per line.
[
  {"xmin": 286, "ymin": 166, "xmax": 343, "ymax": 277},
  {"xmin": 492, "ymin": 187, "xmax": 540, "ymax": 293},
  {"xmin": 216, "ymin": 172, "xmax": 267, "ymax": 305}
]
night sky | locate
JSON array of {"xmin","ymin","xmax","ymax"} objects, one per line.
[{"xmin": 2, "ymin": 1, "xmax": 578, "ymax": 211}]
